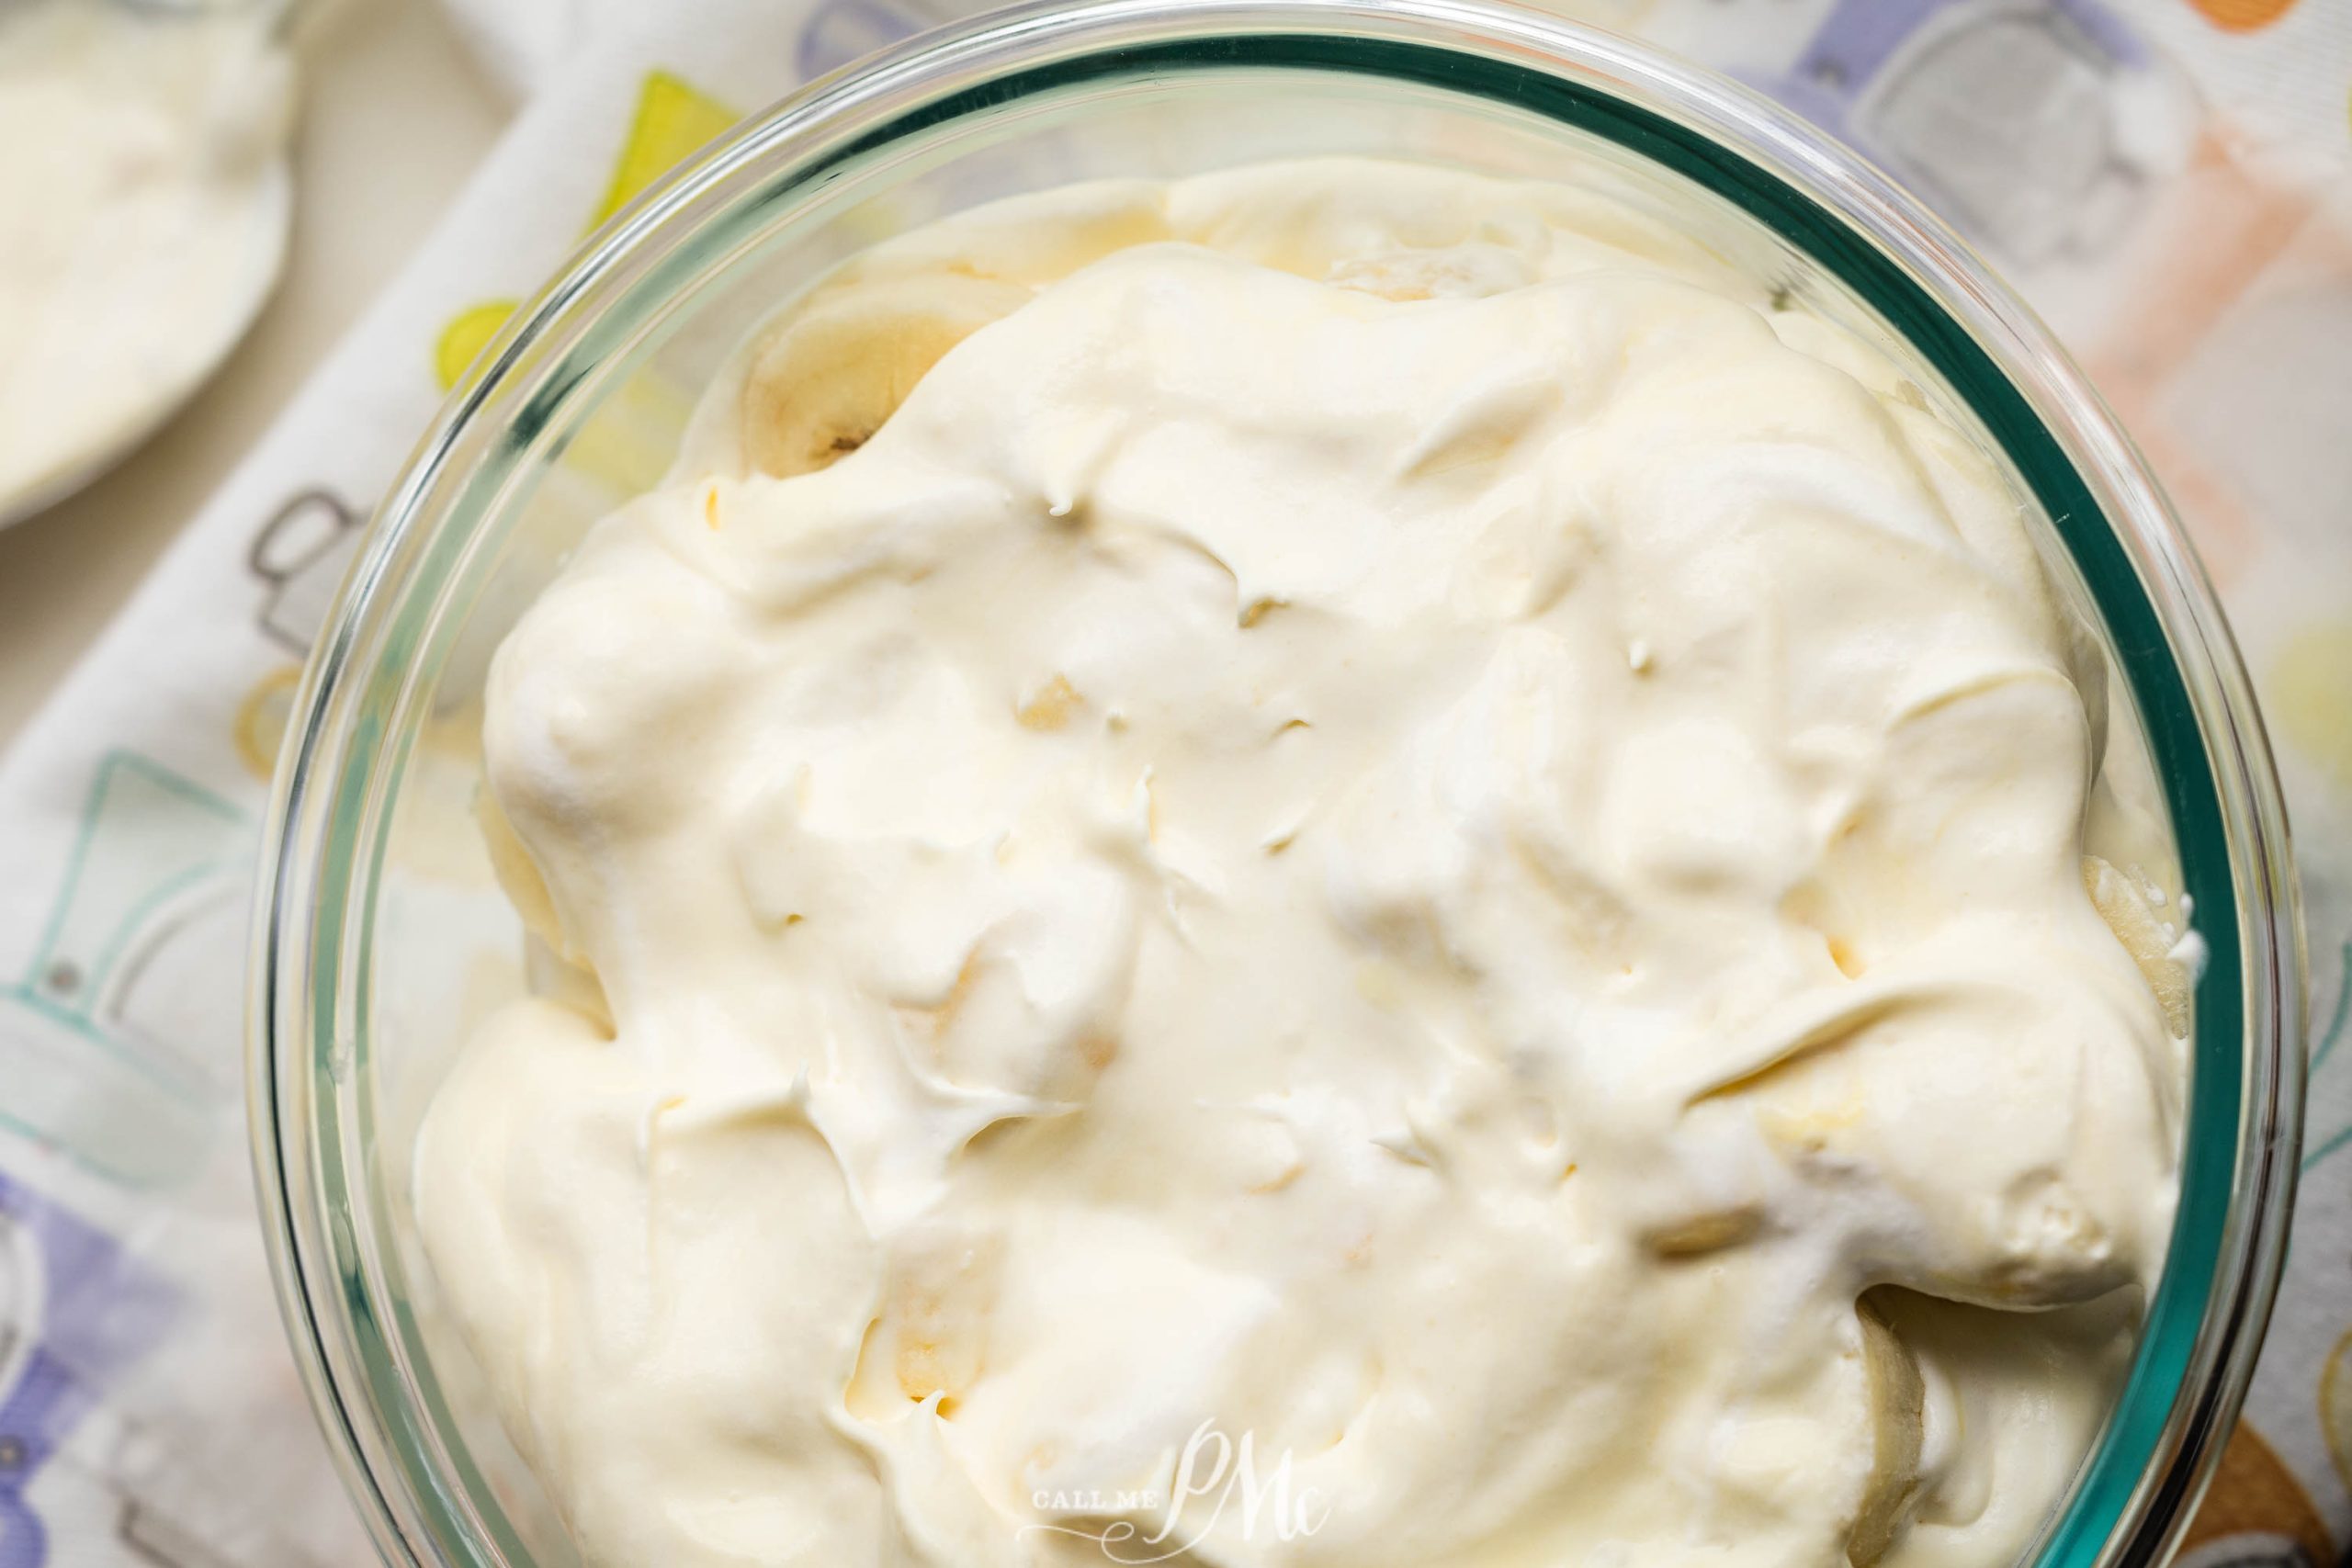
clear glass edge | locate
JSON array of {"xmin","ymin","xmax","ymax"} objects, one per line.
[{"xmin": 247, "ymin": 4, "xmax": 2308, "ymax": 1564}]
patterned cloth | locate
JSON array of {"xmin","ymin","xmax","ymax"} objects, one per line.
[{"xmin": 0, "ymin": 0, "xmax": 2343, "ymax": 1562}]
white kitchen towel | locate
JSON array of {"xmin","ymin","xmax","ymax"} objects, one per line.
[{"xmin": 0, "ymin": 2, "xmax": 2347, "ymax": 1564}]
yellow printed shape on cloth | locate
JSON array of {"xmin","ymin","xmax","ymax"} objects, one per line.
[
  {"xmin": 2326, "ymin": 1325, "xmax": 2352, "ymax": 1498},
  {"xmin": 234, "ymin": 664, "xmax": 304, "ymax": 782},
  {"xmin": 2270, "ymin": 617, "xmax": 2352, "ymax": 799},
  {"xmin": 434, "ymin": 299, "xmax": 524, "ymax": 394},
  {"xmin": 591, "ymin": 70, "xmax": 742, "ymax": 229},
  {"xmin": 434, "ymin": 70, "xmax": 743, "ymax": 394}
]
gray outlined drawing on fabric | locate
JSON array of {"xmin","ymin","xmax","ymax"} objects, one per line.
[{"xmin": 249, "ymin": 490, "xmax": 361, "ymax": 654}]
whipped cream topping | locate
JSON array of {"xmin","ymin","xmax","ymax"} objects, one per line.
[{"xmin": 416, "ymin": 159, "xmax": 2187, "ymax": 1568}]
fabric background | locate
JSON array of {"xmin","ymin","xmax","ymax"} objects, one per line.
[{"xmin": 0, "ymin": 1, "xmax": 2346, "ymax": 1562}]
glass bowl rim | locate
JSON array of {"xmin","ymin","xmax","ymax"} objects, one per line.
[{"xmin": 250, "ymin": 3, "xmax": 2307, "ymax": 1564}]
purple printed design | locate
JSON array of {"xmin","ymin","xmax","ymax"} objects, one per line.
[
  {"xmin": 1746, "ymin": 0, "xmax": 2190, "ymax": 268},
  {"xmin": 0, "ymin": 1173, "xmax": 175, "ymax": 1568},
  {"xmin": 797, "ymin": 0, "xmax": 967, "ymax": 83},
  {"xmin": 1772, "ymin": 0, "xmax": 2144, "ymax": 130}
]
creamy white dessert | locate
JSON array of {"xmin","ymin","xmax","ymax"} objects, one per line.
[{"xmin": 415, "ymin": 159, "xmax": 2190, "ymax": 1568}]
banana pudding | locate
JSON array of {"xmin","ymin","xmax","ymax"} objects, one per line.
[{"xmin": 415, "ymin": 158, "xmax": 2189, "ymax": 1568}]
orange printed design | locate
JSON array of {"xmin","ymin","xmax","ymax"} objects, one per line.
[
  {"xmin": 2185, "ymin": 0, "xmax": 2300, "ymax": 33},
  {"xmin": 2179, "ymin": 1422, "xmax": 2336, "ymax": 1565},
  {"xmin": 2080, "ymin": 129, "xmax": 2352, "ymax": 586}
]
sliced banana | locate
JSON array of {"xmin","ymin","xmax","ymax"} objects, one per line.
[
  {"xmin": 736, "ymin": 184, "xmax": 1177, "ymax": 480},
  {"xmin": 2082, "ymin": 854, "xmax": 2191, "ymax": 1037},
  {"xmin": 1638, "ymin": 1205, "xmax": 1762, "ymax": 1258},
  {"xmin": 846, "ymin": 1228, "xmax": 1003, "ymax": 1418},
  {"xmin": 479, "ymin": 784, "xmax": 614, "ymax": 1031},
  {"xmin": 1848, "ymin": 1294, "xmax": 1928, "ymax": 1568},
  {"xmin": 741, "ymin": 273, "xmax": 1032, "ymax": 479},
  {"xmin": 851, "ymin": 181, "xmax": 1169, "ymax": 289},
  {"xmin": 477, "ymin": 784, "xmax": 567, "ymax": 956}
]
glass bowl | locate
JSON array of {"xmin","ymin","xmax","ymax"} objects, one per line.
[{"xmin": 250, "ymin": 2, "xmax": 2306, "ymax": 1564}]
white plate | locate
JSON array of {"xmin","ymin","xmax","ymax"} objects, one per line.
[{"xmin": 0, "ymin": 0, "xmax": 298, "ymax": 528}]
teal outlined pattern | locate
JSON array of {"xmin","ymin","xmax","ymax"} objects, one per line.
[{"xmin": 0, "ymin": 752, "xmax": 251, "ymax": 1190}]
